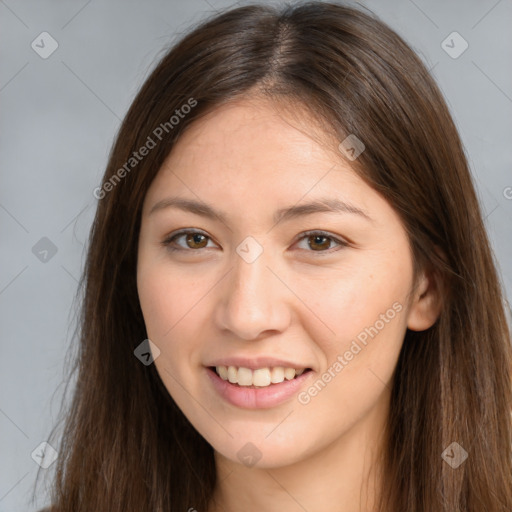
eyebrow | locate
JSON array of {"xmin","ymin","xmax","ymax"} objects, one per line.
[{"xmin": 148, "ymin": 196, "xmax": 373, "ymax": 224}]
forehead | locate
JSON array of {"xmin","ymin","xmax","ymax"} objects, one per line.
[
  {"xmin": 176, "ymin": 97, "xmax": 334, "ymax": 162},
  {"xmin": 144, "ymin": 96, "xmax": 369, "ymax": 206}
]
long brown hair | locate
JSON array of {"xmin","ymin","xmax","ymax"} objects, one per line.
[{"xmin": 38, "ymin": 2, "xmax": 512, "ymax": 511}]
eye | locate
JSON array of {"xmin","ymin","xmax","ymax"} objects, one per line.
[
  {"xmin": 294, "ymin": 230, "xmax": 348, "ymax": 254},
  {"xmin": 161, "ymin": 229, "xmax": 216, "ymax": 252}
]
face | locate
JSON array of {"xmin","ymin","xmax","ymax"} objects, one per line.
[{"xmin": 137, "ymin": 96, "xmax": 434, "ymax": 469}]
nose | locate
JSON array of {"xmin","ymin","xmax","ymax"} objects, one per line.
[{"xmin": 213, "ymin": 246, "xmax": 292, "ymax": 341}]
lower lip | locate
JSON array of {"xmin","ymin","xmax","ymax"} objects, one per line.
[{"xmin": 205, "ymin": 367, "xmax": 313, "ymax": 409}]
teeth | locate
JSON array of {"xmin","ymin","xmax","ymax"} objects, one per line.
[
  {"xmin": 215, "ymin": 365, "xmax": 307, "ymax": 387},
  {"xmin": 270, "ymin": 366, "xmax": 284, "ymax": 384},
  {"xmin": 284, "ymin": 367, "xmax": 295, "ymax": 380},
  {"xmin": 237, "ymin": 367, "xmax": 253, "ymax": 386},
  {"xmin": 217, "ymin": 365, "xmax": 228, "ymax": 380}
]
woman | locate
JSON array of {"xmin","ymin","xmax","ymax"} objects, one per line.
[{"xmin": 38, "ymin": 2, "xmax": 512, "ymax": 511}]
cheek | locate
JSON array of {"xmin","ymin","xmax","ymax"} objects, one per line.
[
  {"xmin": 294, "ymin": 275, "xmax": 406, "ymax": 445},
  {"xmin": 137, "ymin": 262, "xmax": 220, "ymax": 402},
  {"xmin": 137, "ymin": 268, "xmax": 203, "ymax": 401},
  {"xmin": 302, "ymin": 254, "xmax": 411, "ymax": 352},
  {"xmin": 137, "ymin": 261, "xmax": 211, "ymax": 340},
  {"xmin": 295, "ymin": 254, "xmax": 410, "ymax": 417}
]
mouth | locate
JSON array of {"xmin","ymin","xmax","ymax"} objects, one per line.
[
  {"xmin": 209, "ymin": 365, "xmax": 313, "ymax": 388},
  {"xmin": 205, "ymin": 365, "xmax": 314, "ymax": 409}
]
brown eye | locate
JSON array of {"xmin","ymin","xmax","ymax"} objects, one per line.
[
  {"xmin": 161, "ymin": 230, "xmax": 214, "ymax": 252},
  {"xmin": 184, "ymin": 233, "xmax": 208, "ymax": 249},
  {"xmin": 307, "ymin": 234, "xmax": 332, "ymax": 251},
  {"xmin": 295, "ymin": 230, "xmax": 348, "ymax": 255}
]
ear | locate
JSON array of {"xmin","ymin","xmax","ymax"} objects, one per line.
[{"xmin": 406, "ymin": 263, "xmax": 443, "ymax": 332}]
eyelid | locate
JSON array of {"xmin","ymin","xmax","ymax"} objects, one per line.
[{"xmin": 161, "ymin": 228, "xmax": 349, "ymax": 254}]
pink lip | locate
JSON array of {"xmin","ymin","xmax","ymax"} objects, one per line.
[
  {"xmin": 205, "ymin": 367, "xmax": 313, "ymax": 409},
  {"xmin": 206, "ymin": 357, "xmax": 311, "ymax": 371}
]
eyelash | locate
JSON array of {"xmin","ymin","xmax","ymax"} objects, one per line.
[{"xmin": 160, "ymin": 229, "xmax": 348, "ymax": 256}]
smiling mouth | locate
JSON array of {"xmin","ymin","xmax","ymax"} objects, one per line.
[{"xmin": 209, "ymin": 365, "xmax": 313, "ymax": 388}]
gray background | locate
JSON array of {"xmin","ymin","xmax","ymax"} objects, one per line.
[{"xmin": 1, "ymin": 0, "xmax": 511, "ymax": 510}]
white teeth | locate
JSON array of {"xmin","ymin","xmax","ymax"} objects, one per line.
[
  {"xmin": 253, "ymin": 368, "xmax": 271, "ymax": 387},
  {"xmin": 215, "ymin": 365, "xmax": 307, "ymax": 387},
  {"xmin": 237, "ymin": 367, "xmax": 253, "ymax": 386},
  {"xmin": 227, "ymin": 366, "xmax": 237, "ymax": 384},
  {"xmin": 284, "ymin": 368, "xmax": 296, "ymax": 380},
  {"xmin": 217, "ymin": 366, "xmax": 228, "ymax": 380},
  {"xmin": 270, "ymin": 366, "xmax": 284, "ymax": 384}
]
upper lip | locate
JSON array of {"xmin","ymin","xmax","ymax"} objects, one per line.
[{"xmin": 206, "ymin": 357, "xmax": 311, "ymax": 371}]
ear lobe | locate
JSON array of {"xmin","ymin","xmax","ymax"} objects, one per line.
[{"xmin": 406, "ymin": 267, "xmax": 443, "ymax": 332}]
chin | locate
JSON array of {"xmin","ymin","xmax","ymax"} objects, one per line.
[{"xmin": 208, "ymin": 432, "xmax": 314, "ymax": 470}]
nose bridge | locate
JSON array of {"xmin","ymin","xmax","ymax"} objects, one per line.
[
  {"xmin": 232, "ymin": 243, "xmax": 273, "ymax": 301},
  {"xmin": 214, "ymin": 237, "xmax": 290, "ymax": 339}
]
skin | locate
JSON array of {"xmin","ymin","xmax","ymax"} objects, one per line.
[{"xmin": 136, "ymin": 95, "xmax": 441, "ymax": 512}]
